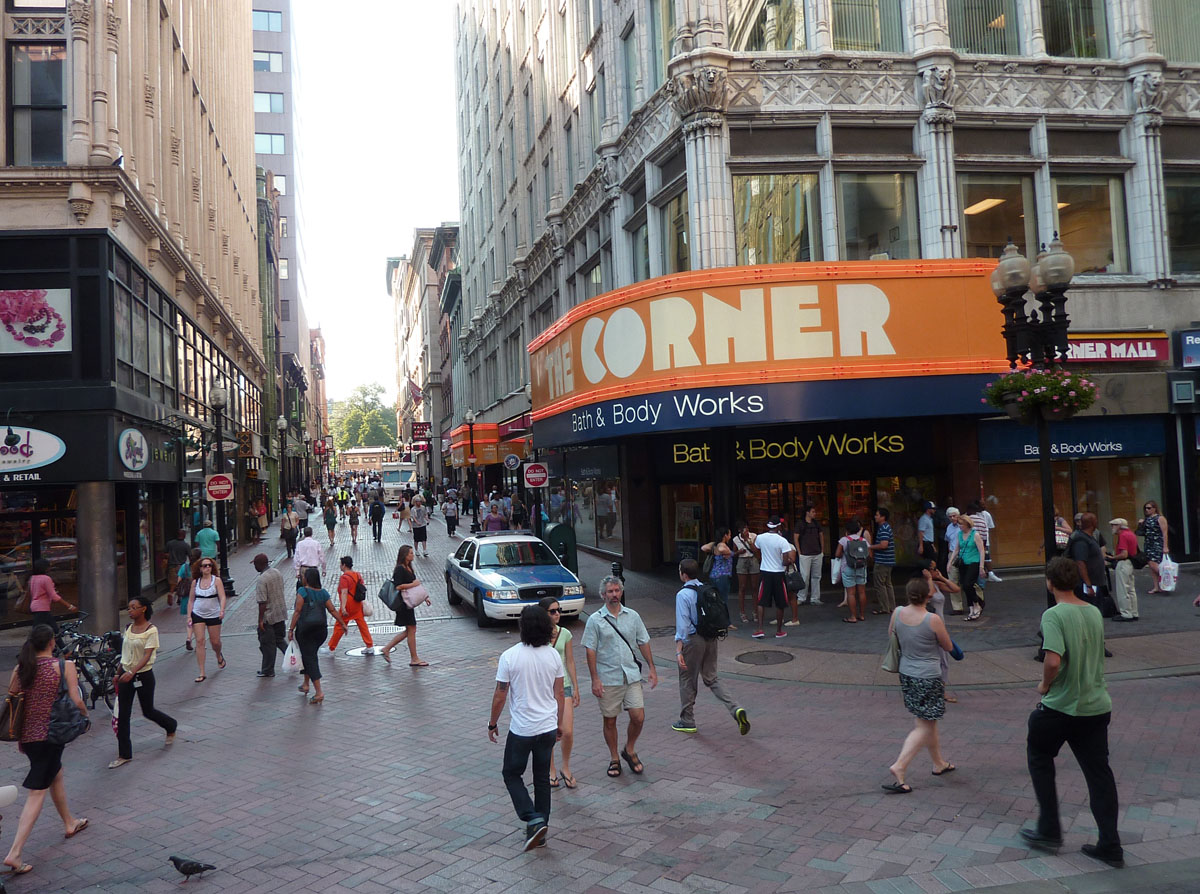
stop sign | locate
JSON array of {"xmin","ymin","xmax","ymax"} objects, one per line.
[
  {"xmin": 205, "ymin": 473, "xmax": 235, "ymax": 501},
  {"xmin": 523, "ymin": 462, "xmax": 549, "ymax": 488}
]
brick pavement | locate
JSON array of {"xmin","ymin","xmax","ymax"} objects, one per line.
[{"xmin": 0, "ymin": 514, "xmax": 1198, "ymax": 892}]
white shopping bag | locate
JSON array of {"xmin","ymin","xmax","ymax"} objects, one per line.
[
  {"xmin": 1159, "ymin": 554, "xmax": 1178, "ymax": 592},
  {"xmin": 281, "ymin": 640, "xmax": 303, "ymax": 674},
  {"xmin": 830, "ymin": 556, "xmax": 843, "ymax": 587}
]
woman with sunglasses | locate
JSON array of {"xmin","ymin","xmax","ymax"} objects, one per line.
[
  {"xmin": 539, "ymin": 596, "xmax": 579, "ymax": 789},
  {"xmin": 186, "ymin": 557, "xmax": 227, "ymax": 682},
  {"xmin": 1140, "ymin": 500, "xmax": 1169, "ymax": 594},
  {"xmin": 108, "ymin": 596, "xmax": 176, "ymax": 769}
]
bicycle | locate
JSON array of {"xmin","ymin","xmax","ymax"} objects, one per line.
[{"xmin": 54, "ymin": 616, "xmax": 121, "ymax": 710}]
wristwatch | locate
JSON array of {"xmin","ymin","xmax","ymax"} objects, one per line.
[{"xmin": 488, "ymin": 723, "xmax": 498, "ymax": 731}]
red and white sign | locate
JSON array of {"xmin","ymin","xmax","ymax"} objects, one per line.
[
  {"xmin": 523, "ymin": 462, "xmax": 549, "ymax": 488},
  {"xmin": 205, "ymin": 473, "xmax": 234, "ymax": 501},
  {"xmin": 1067, "ymin": 333, "xmax": 1168, "ymax": 363}
]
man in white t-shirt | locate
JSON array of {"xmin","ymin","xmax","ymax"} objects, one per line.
[
  {"xmin": 489, "ymin": 604, "xmax": 565, "ymax": 851},
  {"xmin": 982, "ymin": 506, "xmax": 1002, "ymax": 582},
  {"xmin": 751, "ymin": 516, "xmax": 796, "ymax": 640}
]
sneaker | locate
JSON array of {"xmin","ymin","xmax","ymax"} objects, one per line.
[
  {"xmin": 987, "ymin": 572, "xmax": 1003, "ymax": 583},
  {"xmin": 185, "ymin": 640, "xmax": 193, "ymax": 651},
  {"xmin": 751, "ymin": 631, "xmax": 765, "ymax": 639},
  {"xmin": 735, "ymin": 708, "xmax": 751, "ymax": 736},
  {"xmin": 524, "ymin": 821, "xmax": 548, "ymax": 851},
  {"xmin": 672, "ymin": 720, "xmax": 698, "ymax": 733},
  {"xmin": 255, "ymin": 671, "xmax": 274, "ymax": 678},
  {"xmin": 1080, "ymin": 844, "xmax": 1124, "ymax": 868},
  {"xmin": 784, "ymin": 620, "xmax": 800, "ymax": 627},
  {"xmin": 775, "ymin": 631, "xmax": 787, "ymax": 638}
]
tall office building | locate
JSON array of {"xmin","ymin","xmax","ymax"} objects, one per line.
[
  {"xmin": 452, "ymin": 0, "xmax": 1200, "ymax": 570},
  {"xmin": 252, "ymin": 0, "xmax": 322, "ymax": 490}
]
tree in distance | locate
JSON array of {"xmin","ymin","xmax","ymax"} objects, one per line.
[{"xmin": 330, "ymin": 383, "xmax": 397, "ymax": 449}]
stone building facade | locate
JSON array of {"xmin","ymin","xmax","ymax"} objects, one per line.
[
  {"xmin": 0, "ymin": 0, "xmax": 265, "ymax": 624},
  {"xmin": 454, "ymin": 0, "xmax": 1200, "ymax": 568}
]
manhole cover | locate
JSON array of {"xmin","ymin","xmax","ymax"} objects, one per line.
[
  {"xmin": 736, "ymin": 650, "xmax": 794, "ymax": 666},
  {"xmin": 345, "ymin": 646, "xmax": 388, "ymax": 657}
]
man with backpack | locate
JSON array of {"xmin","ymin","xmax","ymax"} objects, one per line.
[
  {"xmin": 672, "ymin": 558, "xmax": 750, "ymax": 736},
  {"xmin": 368, "ymin": 496, "xmax": 386, "ymax": 543}
]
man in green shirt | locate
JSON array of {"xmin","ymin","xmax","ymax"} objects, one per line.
[
  {"xmin": 1020, "ymin": 556, "xmax": 1122, "ymax": 867},
  {"xmin": 195, "ymin": 521, "xmax": 220, "ymax": 560}
]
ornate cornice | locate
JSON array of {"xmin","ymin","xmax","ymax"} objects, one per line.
[
  {"xmin": 9, "ymin": 16, "xmax": 65, "ymax": 37},
  {"xmin": 668, "ymin": 67, "xmax": 729, "ymax": 119}
]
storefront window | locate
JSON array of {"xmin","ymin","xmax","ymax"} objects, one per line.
[
  {"xmin": 632, "ymin": 222, "xmax": 650, "ymax": 281},
  {"xmin": 1073, "ymin": 458, "xmax": 1161, "ymax": 537},
  {"xmin": 838, "ymin": 172, "xmax": 920, "ymax": 260},
  {"xmin": 0, "ymin": 488, "xmax": 79, "ymax": 621},
  {"xmin": 875, "ymin": 475, "xmax": 937, "ymax": 566},
  {"xmin": 959, "ymin": 173, "xmax": 1038, "ymax": 258},
  {"xmin": 1051, "ymin": 174, "xmax": 1128, "ymax": 273},
  {"xmin": 733, "ymin": 173, "xmax": 823, "ymax": 265},
  {"xmin": 1041, "ymin": 0, "xmax": 1109, "ymax": 58}
]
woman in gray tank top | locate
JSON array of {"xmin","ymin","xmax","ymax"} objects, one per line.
[{"xmin": 883, "ymin": 578, "xmax": 956, "ymax": 794}]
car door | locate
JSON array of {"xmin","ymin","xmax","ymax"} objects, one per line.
[{"xmin": 455, "ymin": 542, "xmax": 477, "ymax": 598}]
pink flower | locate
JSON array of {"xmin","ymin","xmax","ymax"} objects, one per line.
[
  {"xmin": 1068, "ymin": 390, "xmax": 1076, "ymax": 397},
  {"xmin": 1021, "ymin": 390, "xmax": 1029, "ymax": 396},
  {"xmin": 980, "ymin": 398, "xmax": 988, "ymax": 404},
  {"xmin": 1017, "ymin": 397, "xmax": 1024, "ymax": 402},
  {"xmin": 1052, "ymin": 394, "xmax": 1060, "ymax": 400}
]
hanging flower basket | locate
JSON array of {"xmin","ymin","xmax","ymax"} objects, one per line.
[{"xmin": 982, "ymin": 367, "xmax": 1098, "ymax": 425}]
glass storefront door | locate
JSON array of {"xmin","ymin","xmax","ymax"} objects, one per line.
[
  {"xmin": 661, "ymin": 483, "xmax": 712, "ymax": 561},
  {"xmin": 0, "ymin": 488, "xmax": 80, "ymax": 622},
  {"xmin": 875, "ymin": 475, "xmax": 938, "ymax": 566},
  {"xmin": 835, "ymin": 479, "xmax": 872, "ymax": 534}
]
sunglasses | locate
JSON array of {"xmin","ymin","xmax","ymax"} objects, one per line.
[
  {"xmin": 547, "ymin": 607, "xmax": 560, "ymax": 614},
  {"xmin": 200, "ymin": 564, "xmax": 214, "ymax": 569}
]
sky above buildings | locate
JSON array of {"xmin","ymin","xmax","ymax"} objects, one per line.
[{"xmin": 292, "ymin": 0, "xmax": 459, "ymax": 404}]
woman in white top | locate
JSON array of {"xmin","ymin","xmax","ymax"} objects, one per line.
[
  {"xmin": 732, "ymin": 524, "xmax": 758, "ymax": 624},
  {"xmin": 186, "ymin": 558, "xmax": 227, "ymax": 683},
  {"xmin": 109, "ymin": 596, "xmax": 176, "ymax": 769}
]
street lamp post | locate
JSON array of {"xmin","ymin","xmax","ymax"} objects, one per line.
[
  {"xmin": 276, "ymin": 415, "xmax": 288, "ymax": 507},
  {"xmin": 209, "ymin": 377, "xmax": 236, "ymax": 597},
  {"xmin": 303, "ymin": 433, "xmax": 312, "ymax": 493},
  {"xmin": 465, "ymin": 408, "xmax": 480, "ymax": 533},
  {"xmin": 992, "ymin": 235, "xmax": 1075, "ymax": 574}
]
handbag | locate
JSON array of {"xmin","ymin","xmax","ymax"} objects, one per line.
[
  {"xmin": 297, "ymin": 588, "xmax": 326, "ymax": 630},
  {"xmin": 46, "ymin": 659, "xmax": 90, "ymax": 745},
  {"xmin": 378, "ymin": 579, "xmax": 399, "ymax": 611},
  {"xmin": 701, "ymin": 550, "xmax": 715, "ymax": 579},
  {"xmin": 12, "ymin": 589, "xmax": 31, "ymax": 615},
  {"xmin": 784, "ymin": 564, "xmax": 805, "ymax": 593},
  {"xmin": 362, "ymin": 600, "xmax": 374, "ymax": 618},
  {"xmin": 402, "ymin": 583, "xmax": 429, "ymax": 609},
  {"xmin": 881, "ymin": 619, "xmax": 901, "ymax": 674},
  {"xmin": 0, "ymin": 690, "xmax": 26, "ymax": 742}
]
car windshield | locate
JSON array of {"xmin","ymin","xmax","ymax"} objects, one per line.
[{"xmin": 476, "ymin": 541, "xmax": 560, "ymax": 568}]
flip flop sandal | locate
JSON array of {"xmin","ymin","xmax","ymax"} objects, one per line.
[
  {"xmin": 65, "ymin": 818, "xmax": 89, "ymax": 838},
  {"xmin": 932, "ymin": 763, "xmax": 957, "ymax": 776},
  {"xmin": 193, "ymin": 676, "xmax": 206, "ymax": 683},
  {"xmin": 881, "ymin": 781, "xmax": 913, "ymax": 794},
  {"xmin": 562, "ymin": 774, "xmax": 577, "ymax": 789},
  {"xmin": 620, "ymin": 749, "xmax": 644, "ymax": 775},
  {"xmin": 216, "ymin": 652, "xmax": 226, "ymax": 669},
  {"xmin": 841, "ymin": 618, "xmax": 857, "ymax": 623},
  {"xmin": 549, "ymin": 775, "xmax": 560, "ymax": 789},
  {"xmin": 606, "ymin": 760, "xmax": 622, "ymax": 778},
  {"xmin": 5, "ymin": 863, "xmax": 32, "ymax": 875}
]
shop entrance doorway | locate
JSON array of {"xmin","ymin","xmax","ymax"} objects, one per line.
[{"xmin": 660, "ymin": 483, "xmax": 712, "ymax": 562}]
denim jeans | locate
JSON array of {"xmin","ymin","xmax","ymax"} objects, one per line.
[
  {"xmin": 712, "ymin": 574, "xmax": 732, "ymax": 620},
  {"xmin": 502, "ymin": 730, "xmax": 556, "ymax": 826},
  {"xmin": 1027, "ymin": 704, "xmax": 1120, "ymax": 851}
]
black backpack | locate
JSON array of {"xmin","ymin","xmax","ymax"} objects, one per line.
[
  {"xmin": 352, "ymin": 574, "xmax": 367, "ymax": 602},
  {"xmin": 693, "ymin": 582, "xmax": 729, "ymax": 640},
  {"xmin": 844, "ymin": 536, "xmax": 870, "ymax": 569}
]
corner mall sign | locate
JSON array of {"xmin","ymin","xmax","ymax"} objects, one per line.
[{"xmin": 529, "ymin": 261, "xmax": 1009, "ymax": 446}]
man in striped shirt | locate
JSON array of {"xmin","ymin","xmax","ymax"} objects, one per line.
[{"xmin": 870, "ymin": 508, "xmax": 896, "ymax": 613}]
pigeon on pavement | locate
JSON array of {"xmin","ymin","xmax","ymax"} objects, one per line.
[{"xmin": 169, "ymin": 855, "xmax": 216, "ymax": 882}]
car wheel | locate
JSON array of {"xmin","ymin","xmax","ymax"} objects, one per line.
[
  {"xmin": 474, "ymin": 591, "xmax": 494, "ymax": 628},
  {"xmin": 446, "ymin": 572, "xmax": 461, "ymax": 605}
]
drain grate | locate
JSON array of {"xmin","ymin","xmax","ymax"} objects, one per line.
[{"xmin": 736, "ymin": 649, "xmax": 794, "ymax": 666}]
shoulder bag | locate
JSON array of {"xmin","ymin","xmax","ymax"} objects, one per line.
[
  {"xmin": 881, "ymin": 616, "xmax": 901, "ymax": 674},
  {"xmin": 785, "ymin": 564, "xmax": 805, "ymax": 592},
  {"xmin": 701, "ymin": 548, "xmax": 715, "ymax": 579},
  {"xmin": 297, "ymin": 588, "xmax": 327, "ymax": 630},
  {"xmin": 602, "ymin": 615, "xmax": 643, "ymax": 672},
  {"xmin": 0, "ymin": 685, "xmax": 26, "ymax": 742},
  {"xmin": 402, "ymin": 582, "xmax": 429, "ymax": 609},
  {"xmin": 47, "ymin": 658, "xmax": 90, "ymax": 745}
]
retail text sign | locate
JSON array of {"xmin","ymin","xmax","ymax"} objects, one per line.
[
  {"xmin": 978, "ymin": 417, "xmax": 1165, "ymax": 463},
  {"xmin": 1180, "ymin": 330, "xmax": 1200, "ymax": 368},
  {"xmin": 1067, "ymin": 332, "xmax": 1168, "ymax": 363},
  {"xmin": 529, "ymin": 261, "xmax": 1006, "ymax": 422},
  {"xmin": 0, "ymin": 427, "xmax": 66, "ymax": 481}
]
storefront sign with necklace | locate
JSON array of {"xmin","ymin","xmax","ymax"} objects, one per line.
[{"xmin": 0, "ymin": 289, "xmax": 67, "ymax": 348}]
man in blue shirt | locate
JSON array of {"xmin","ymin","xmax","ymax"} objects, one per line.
[
  {"xmin": 870, "ymin": 508, "xmax": 896, "ymax": 613},
  {"xmin": 672, "ymin": 558, "xmax": 750, "ymax": 736},
  {"xmin": 917, "ymin": 501, "xmax": 937, "ymax": 562}
]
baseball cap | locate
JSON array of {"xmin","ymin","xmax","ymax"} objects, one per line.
[
  {"xmin": 922, "ymin": 501, "xmax": 936, "ymax": 510},
  {"xmin": 766, "ymin": 515, "xmax": 782, "ymax": 529}
]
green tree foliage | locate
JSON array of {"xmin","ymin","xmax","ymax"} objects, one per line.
[{"xmin": 331, "ymin": 384, "xmax": 396, "ymax": 449}]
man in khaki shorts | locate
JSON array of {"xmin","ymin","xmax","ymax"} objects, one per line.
[{"xmin": 582, "ymin": 576, "xmax": 658, "ymax": 779}]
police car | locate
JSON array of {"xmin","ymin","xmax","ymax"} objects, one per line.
[{"xmin": 445, "ymin": 531, "xmax": 585, "ymax": 627}]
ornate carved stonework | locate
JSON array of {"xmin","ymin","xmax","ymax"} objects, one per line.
[
  {"xmin": 207, "ymin": 204, "xmax": 216, "ymax": 229},
  {"xmin": 549, "ymin": 220, "xmax": 565, "ymax": 260},
  {"xmin": 106, "ymin": 6, "xmax": 120, "ymax": 43},
  {"xmin": 68, "ymin": 2, "xmax": 91, "ymax": 29},
  {"xmin": 956, "ymin": 67, "xmax": 1125, "ymax": 115},
  {"xmin": 616, "ymin": 92, "xmax": 678, "ymax": 180},
  {"xmin": 191, "ymin": 173, "xmax": 201, "ymax": 202},
  {"xmin": 110, "ymin": 199, "xmax": 125, "ymax": 227},
  {"xmin": 144, "ymin": 81, "xmax": 155, "ymax": 115},
  {"xmin": 221, "ymin": 232, "xmax": 229, "ymax": 255},
  {"xmin": 10, "ymin": 17, "xmax": 66, "ymax": 37},
  {"xmin": 921, "ymin": 66, "xmax": 956, "ymax": 107},
  {"xmin": 682, "ymin": 114, "xmax": 724, "ymax": 135},
  {"xmin": 728, "ymin": 67, "xmax": 917, "ymax": 112},
  {"xmin": 600, "ymin": 155, "xmax": 620, "ymax": 192},
  {"xmin": 69, "ymin": 197, "xmax": 93, "ymax": 226},
  {"xmin": 847, "ymin": 58, "xmax": 862, "ymax": 70},
  {"xmin": 170, "ymin": 131, "xmax": 181, "ymax": 165},
  {"xmin": 668, "ymin": 67, "xmax": 728, "ymax": 119},
  {"xmin": 1133, "ymin": 71, "xmax": 1164, "ymax": 112},
  {"xmin": 877, "ymin": 59, "xmax": 894, "ymax": 71},
  {"xmin": 1161, "ymin": 76, "xmax": 1200, "ymax": 116}
]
